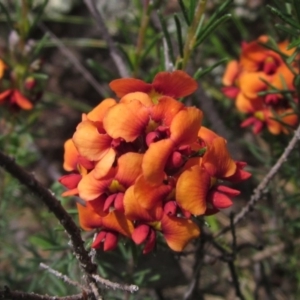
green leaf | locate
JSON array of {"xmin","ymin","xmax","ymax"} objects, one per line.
[
  {"xmin": 29, "ymin": 0, "xmax": 49, "ymax": 36},
  {"xmin": 157, "ymin": 10, "xmax": 175, "ymax": 65},
  {"xmin": 205, "ymin": 0, "xmax": 233, "ymax": 29},
  {"xmin": 0, "ymin": 2, "xmax": 13, "ymax": 30},
  {"xmin": 267, "ymin": 5, "xmax": 300, "ymax": 29},
  {"xmin": 193, "ymin": 58, "xmax": 228, "ymax": 80},
  {"xmin": 275, "ymin": 24, "xmax": 299, "ymax": 37},
  {"xmin": 140, "ymin": 33, "xmax": 163, "ymax": 62},
  {"xmin": 32, "ymin": 33, "xmax": 49, "ymax": 59},
  {"xmin": 293, "ymin": 0, "xmax": 300, "ymax": 22},
  {"xmin": 86, "ymin": 58, "xmax": 114, "ymax": 81},
  {"xmin": 178, "ymin": 0, "xmax": 190, "ymax": 25},
  {"xmin": 195, "ymin": 14, "xmax": 232, "ymax": 47},
  {"xmin": 287, "ymin": 38, "xmax": 300, "ymax": 50},
  {"xmin": 174, "ymin": 14, "xmax": 184, "ymax": 59},
  {"xmin": 29, "ymin": 235, "xmax": 56, "ymax": 249},
  {"xmin": 188, "ymin": 0, "xmax": 197, "ymax": 24}
]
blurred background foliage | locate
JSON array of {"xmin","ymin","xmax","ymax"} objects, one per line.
[{"xmin": 0, "ymin": 0, "xmax": 300, "ymax": 299}]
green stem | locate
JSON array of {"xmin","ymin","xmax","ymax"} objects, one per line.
[
  {"xmin": 181, "ymin": 0, "xmax": 207, "ymax": 70},
  {"xmin": 133, "ymin": 1, "xmax": 152, "ymax": 77}
]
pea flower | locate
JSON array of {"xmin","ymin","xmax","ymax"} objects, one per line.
[
  {"xmin": 59, "ymin": 71, "xmax": 251, "ymax": 254},
  {"xmin": 222, "ymin": 35, "xmax": 298, "ymax": 134}
]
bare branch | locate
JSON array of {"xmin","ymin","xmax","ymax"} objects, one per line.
[
  {"xmin": 0, "ymin": 150, "xmax": 97, "ymax": 276},
  {"xmin": 239, "ymin": 238, "xmax": 300, "ymax": 268},
  {"xmin": 40, "ymin": 263, "xmax": 89, "ymax": 292},
  {"xmin": 227, "ymin": 261, "xmax": 245, "ymax": 300},
  {"xmin": 215, "ymin": 124, "xmax": 300, "ymax": 237},
  {"xmin": 92, "ymin": 274, "xmax": 139, "ymax": 293},
  {"xmin": 38, "ymin": 23, "xmax": 108, "ymax": 97},
  {"xmin": 83, "ymin": 0, "xmax": 130, "ymax": 78},
  {"xmin": 0, "ymin": 286, "xmax": 87, "ymax": 300}
]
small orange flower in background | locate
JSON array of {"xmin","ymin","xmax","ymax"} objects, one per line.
[
  {"xmin": 0, "ymin": 59, "xmax": 33, "ymax": 110},
  {"xmin": 59, "ymin": 71, "xmax": 251, "ymax": 254},
  {"xmin": 0, "ymin": 56, "xmax": 44, "ymax": 111},
  {"xmin": 222, "ymin": 35, "xmax": 299, "ymax": 135}
]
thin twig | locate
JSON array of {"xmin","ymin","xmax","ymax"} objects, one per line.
[
  {"xmin": 230, "ymin": 213, "xmax": 237, "ymax": 254},
  {"xmin": 183, "ymin": 233, "xmax": 206, "ymax": 300},
  {"xmin": 92, "ymin": 274, "xmax": 139, "ymax": 293},
  {"xmin": 215, "ymin": 124, "xmax": 300, "ymax": 237},
  {"xmin": 0, "ymin": 286, "xmax": 87, "ymax": 300},
  {"xmin": 38, "ymin": 23, "xmax": 108, "ymax": 96},
  {"xmin": 0, "ymin": 150, "xmax": 97, "ymax": 276},
  {"xmin": 40, "ymin": 263, "xmax": 89, "ymax": 292},
  {"xmin": 228, "ymin": 213, "xmax": 245, "ymax": 300},
  {"xmin": 83, "ymin": 0, "xmax": 129, "ymax": 78},
  {"xmin": 227, "ymin": 261, "xmax": 246, "ymax": 300},
  {"xmin": 89, "ymin": 282, "xmax": 103, "ymax": 300},
  {"xmin": 239, "ymin": 238, "xmax": 300, "ymax": 268}
]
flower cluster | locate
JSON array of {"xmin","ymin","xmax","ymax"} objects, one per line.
[
  {"xmin": 59, "ymin": 71, "xmax": 251, "ymax": 254},
  {"xmin": 0, "ymin": 51, "xmax": 43, "ymax": 111},
  {"xmin": 222, "ymin": 35, "xmax": 299, "ymax": 134}
]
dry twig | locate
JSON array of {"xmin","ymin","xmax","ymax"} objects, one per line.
[
  {"xmin": 83, "ymin": 0, "xmax": 130, "ymax": 78},
  {"xmin": 0, "ymin": 150, "xmax": 97, "ymax": 276},
  {"xmin": 0, "ymin": 286, "xmax": 87, "ymax": 300},
  {"xmin": 40, "ymin": 263, "xmax": 89, "ymax": 292},
  {"xmin": 39, "ymin": 23, "xmax": 108, "ymax": 97},
  {"xmin": 92, "ymin": 274, "xmax": 139, "ymax": 293},
  {"xmin": 215, "ymin": 124, "xmax": 300, "ymax": 238}
]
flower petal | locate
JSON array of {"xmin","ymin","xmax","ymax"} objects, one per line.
[
  {"xmin": 236, "ymin": 93, "xmax": 263, "ymax": 113},
  {"xmin": 73, "ymin": 120, "xmax": 112, "ymax": 161},
  {"xmin": 132, "ymin": 224, "xmax": 150, "ymax": 244},
  {"xmin": 109, "ymin": 78, "xmax": 152, "ymax": 98},
  {"xmin": 134, "ymin": 175, "xmax": 172, "ymax": 210},
  {"xmin": 0, "ymin": 89, "xmax": 11, "ymax": 102},
  {"xmin": 59, "ymin": 174, "xmax": 81, "ymax": 189},
  {"xmin": 142, "ymin": 138, "xmax": 174, "ymax": 184},
  {"xmin": 120, "ymin": 92, "xmax": 153, "ymax": 106},
  {"xmin": 76, "ymin": 202, "xmax": 103, "ymax": 230},
  {"xmin": 102, "ymin": 211, "xmax": 134, "ymax": 237},
  {"xmin": 115, "ymin": 153, "xmax": 143, "ymax": 187},
  {"xmin": 198, "ymin": 126, "xmax": 219, "ymax": 146},
  {"xmin": 152, "ymin": 71, "xmax": 198, "ymax": 98},
  {"xmin": 103, "ymin": 100, "xmax": 150, "ymax": 142},
  {"xmin": 124, "ymin": 186, "xmax": 163, "ymax": 222},
  {"xmin": 208, "ymin": 190, "xmax": 233, "ymax": 209},
  {"xmin": 170, "ymin": 107, "xmax": 202, "ymax": 145},
  {"xmin": 202, "ymin": 137, "xmax": 236, "ymax": 178},
  {"xmin": 239, "ymin": 72, "xmax": 269, "ymax": 99},
  {"xmin": 78, "ymin": 170, "xmax": 112, "ymax": 201},
  {"xmin": 222, "ymin": 60, "xmax": 239, "ymax": 86},
  {"xmin": 93, "ymin": 147, "xmax": 116, "ymax": 179},
  {"xmin": 150, "ymin": 96, "xmax": 184, "ymax": 126},
  {"xmin": 176, "ymin": 165, "xmax": 210, "ymax": 215},
  {"xmin": 161, "ymin": 214, "xmax": 200, "ymax": 252},
  {"xmin": 87, "ymin": 98, "xmax": 117, "ymax": 122},
  {"xmin": 63, "ymin": 139, "xmax": 79, "ymax": 171},
  {"xmin": 13, "ymin": 90, "xmax": 33, "ymax": 110}
]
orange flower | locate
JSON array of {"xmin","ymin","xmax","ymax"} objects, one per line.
[
  {"xmin": 0, "ymin": 89, "xmax": 33, "ymax": 110},
  {"xmin": 59, "ymin": 70, "xmax": 251, "ymax": 254},
  {"xmin": 0, "ymin": 59, "xmax": 6, "ymax": 79},
  {"xmin": 76, "ymin": 201, "xmax": 134, "ymax": 251},
  {"xmin": 110, "ymin": 70, "xmax": 198, "ymax": 100},
  {"xmin": 222, "ymin": 35, "xmax": 298, "ymax": 134},
  {"xmin": 142, "ymin": 105, "xmax": 203, "ymax": 184},
  {"xmin": 78, "ymin": 153, "xmax": 143, "ymax": 219},
  {"xmin": 58, "ymin": 139, "xmax": 94, "ymax": 196}
]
